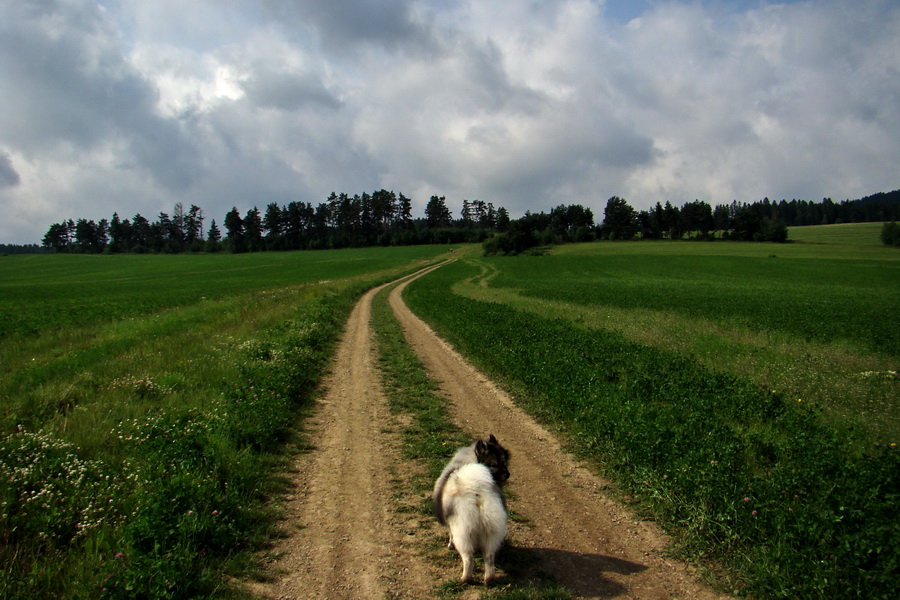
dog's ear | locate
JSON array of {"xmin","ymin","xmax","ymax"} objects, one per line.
[
  {"xmin": 475, "ymin": 439, "xmax": 487, "ymax": 459},
  {"xmin": 489, "ymin": 434, "xmax": 499, "ymax": 445}
]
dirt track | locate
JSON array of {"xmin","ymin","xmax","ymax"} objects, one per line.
[{"xmin": 247, "ymin": 264, "xmax": 730, "ymax": 599}]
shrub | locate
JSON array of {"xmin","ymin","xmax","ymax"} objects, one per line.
[
  {"xmin": 483, "ymin": 229, "xmax": 540, "ymax": 256},
  {"xmin": 881, "ymin": 221, "xmax": 900, "ymax": 247}
]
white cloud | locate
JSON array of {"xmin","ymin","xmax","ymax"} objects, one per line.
[
  {"xmin": 0, "ymin": 0, "xmax": 898, "ymax": 243},
  {"xmin": 618, "ymin": 1, "xmax": 900, "ymax": 206}
]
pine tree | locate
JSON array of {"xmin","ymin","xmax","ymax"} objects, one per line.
[{"xmin": 425, "ymin": 195, "xmax": 452, "ymax": 229}]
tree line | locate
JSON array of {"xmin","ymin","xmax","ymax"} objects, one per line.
[
  {"xmin": 0, "ymin": 243, "xmax": 47, "ymax": 255},
  {"xmin": 38, "ymin": 189, "xmax": 900, "ymax": 254},
  {"xmin": 602, "ymin": 191, "xmax": 900, "ymax": 242},
  {"xmin": 492, "ymin": 191, "xmax": 900, "ymax": 253},
  {"xmin": 41, "ymin": 192, "xmax": 513, "ymax": 254}
]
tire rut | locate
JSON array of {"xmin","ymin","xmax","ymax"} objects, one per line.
[{"xmin": 246, "ymin": 279, "xmax": 437, "ymax": 600}]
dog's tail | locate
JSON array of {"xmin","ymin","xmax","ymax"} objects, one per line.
[
  {"xmin": 433, "ymin": 446, "xmax": 478, "ymax": 525},
  {"xmin": 442, "ymin": 463, "xmax": 507, "ymax": 541},
  {"xmin": 433, "ymin": 463, "xmax": 462, "ymax": 526},
  {"xmin": 433, "ymin": 468, "xmax": 453, "ymax": 526}
]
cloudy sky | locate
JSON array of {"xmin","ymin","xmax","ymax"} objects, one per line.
[{"xmin": 1, "ymin": 0, "xmax": 898, "ymax": 244}]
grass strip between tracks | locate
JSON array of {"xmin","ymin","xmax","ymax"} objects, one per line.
[{"xmin": 370, "ymin": 283, "xmax": 571, "ymax": 600}]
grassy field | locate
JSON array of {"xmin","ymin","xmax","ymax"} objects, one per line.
[
  {"xmin": 0, "ymin": 247, "xmax": 448, "ymax": 600},
  {"xmin": 787, "ymin": 222, "xmax": 888, "ymax": 246},
  {"xmin": 2, "ymin": 238, "xmax": 897, "ymax": 599},
  {"xmin": 404, "ymin": 239, "xmax": 898, "ymax": 599},
  {"xmin": 0, "ymin": 248, "xmax": 448, "ymax": 338},
  {"xmin": 456, "ymin": 241, "xmax": 899, "ymax": 444}
]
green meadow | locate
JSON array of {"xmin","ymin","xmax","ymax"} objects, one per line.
[
  {"xmin": 2, "ymin": 234, "xmax": 897, "ymax": 599},
  {"xmin": 787, "ymin": 221, "xmax": 887, "ymax": 246},
  {"xmin": 455, "ymin": 241, "xmax": 899, "ymax": 444},
  {"xmin": 0, "ymin": 248, "xmax": 446, "ymax": 338},
  {"xmin": 404, "ymin": 238, "xmax": 898, "ymax": 599},
  {"xmin": 0, "ymin": 246, "xmax": 447, "ymax": 600}
]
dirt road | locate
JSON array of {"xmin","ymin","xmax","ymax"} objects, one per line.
[{"xmin": 248, "ymin": 264, "xmax": 730, "ymax": 599}]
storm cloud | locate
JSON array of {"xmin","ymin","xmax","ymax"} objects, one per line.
[
  {"xmin": 1, "ymin": 0, "xmax": 898, "ymax": 244},
  {"xmin": 0, "ymin": 151, "xmax": 19, "ymax": 189}
]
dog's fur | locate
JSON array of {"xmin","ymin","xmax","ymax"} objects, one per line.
[
  {"xmin": 433, "ymin": 435, "xmax": 510, "ymax": 526},
  {"xmin": 433, "ymin": 435, "xmax": 510, "ymax": 585}
]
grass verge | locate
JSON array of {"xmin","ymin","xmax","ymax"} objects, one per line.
[{"xmin": 1, "ymin": 281, "xmax": 363, "ymax": 599}]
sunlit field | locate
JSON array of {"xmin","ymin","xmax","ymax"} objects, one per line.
[{"xmin": 458, "ymin": 241, "xmax": 899, "ymax": 442}]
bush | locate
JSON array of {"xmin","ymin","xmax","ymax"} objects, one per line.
[
  {"xmin": 483, "ymin": 229, "xmax": 539, "ymax": 256},
  {"xmin": 760, "ymin": 217, "xmax": 789, "ymax": 243},
  {"xmin": 881, "ymin": 221, "xmax": 900, "ymax": 247}
]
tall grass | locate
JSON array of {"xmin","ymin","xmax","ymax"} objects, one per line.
[
  {"xmin": 405, "ymin": 257, "xmax": 899, "ymax": 599},
  {"xmin": 0, "ymin": 248, "xmax": 447, "ymax": 599}
]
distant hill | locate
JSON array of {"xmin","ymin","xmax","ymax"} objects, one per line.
[{"xmin": 787, "ymin": 222, "xmax": 886, "ymax": 246}]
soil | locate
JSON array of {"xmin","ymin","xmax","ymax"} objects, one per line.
[{"xmin": 246, "ymin": 264, "xmax": 732, "ymax": 600}]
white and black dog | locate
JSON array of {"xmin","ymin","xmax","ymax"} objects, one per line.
[{"xmin": 433, "ymin": 435, "xmax": 510, "ymax": 585}]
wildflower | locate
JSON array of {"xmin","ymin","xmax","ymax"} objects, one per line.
[
  {"xmin": 752, "ymin": 510, "xmax": 758, "ymax": 516},
  {"xmin": 797, "ymin": 398, "xmax": 803, "ymax": 402},
  {"xmin": 114, "ymin": 552, "xmax": 124, "ymax": 559},
  {"xmin": 743, "ymin": 497, "xmax": 751, "ymax": 503}
]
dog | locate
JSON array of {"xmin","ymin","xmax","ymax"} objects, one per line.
[
  {"xmin": 433, "ymin": 435, "xmax": 510, "ymax": 585},
  {"xmin": 433, "ymin": 434, "xmax": 511, "ymax": 503}
]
